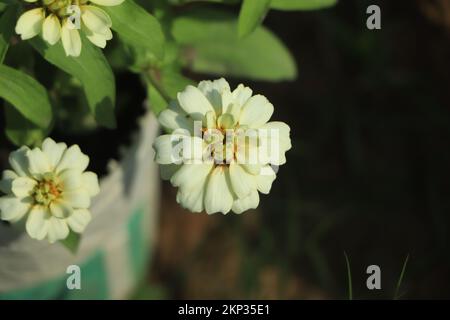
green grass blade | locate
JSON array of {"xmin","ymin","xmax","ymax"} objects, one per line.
[
  {"xmin": 344, "ymin": 251, "xmax": 353, "ymax": 300},
  {"xmin": 394, "ymin": 254, "xmax": 410, "ymax": 300}
]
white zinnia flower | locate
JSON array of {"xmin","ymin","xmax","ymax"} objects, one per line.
[
  {"xmin": 0, "ymin": 138, "xmax": 100, "ymax": 243},
  {"xmin": 15, "ymin": 0, "xmax": 124, "ymax": 57},
  {"xmin": 153, "ymin": 78, "xmax": 292, "ymax": 215}
]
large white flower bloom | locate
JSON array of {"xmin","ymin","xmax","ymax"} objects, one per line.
[
  {"xmin": 15, "ymin": 0, "xmax": 123, "ymax": 57},
  {"xmin": 0, "ymin": 138, "xmax": 100, "ymax": 243},
  {"xmin": 153, "ymin": 78, "xmax": 291, "ymax": 215}
]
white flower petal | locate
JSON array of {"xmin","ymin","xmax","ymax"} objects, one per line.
[
  {"xmin": 56, "ymin": 144, "xmax": 89, "ymax": 174},
  {"xmin": 62, "ymin": 189, "xmax": 90, "ymax": 209},
  {"xmin": 198, "ymin": 78, "xmax": 231, "ymax": 114},
  {"xmin": 228, "ymin": 162, "xmax": 256, "ymax": 199},
  {"xmin": 9, "ymin": 146, "xmax": 30, "ymax": 177},
  {"xmin": 85, "ymin": 29, "xmax": 108, "ymax": 48},
  {"xmin": 177, "ymin": 85, "xmax": 215, "ymax": 119},
  {"xmin": 259, "ymin": 121, "xmax": 292, "ymax": 165},
  {"xmin": 0, "ymin": 195, "xmax": 32, "ymax": 222},
  {"xmin": 26, "ymin": 206, "xmax": 50, "ymax": 240},
  {"xmin": 42, "ymin": 138, "xmax": 67, "ymax": 170},
  {"xmin": 241, "ymin": 163, "xmax": 262, "ymax": 175},
  {"xmin": 232, "ymin": 84, "xmax": 253, "ymax": 107},
  {"xmin": 158, "ymin": 102, "xmax": 193, "ymax": 133},
  {"xmin": 59, "ymin": 169, "xmax": 83, "ymax": 191},
  {"xmin": 153, "ymin": 135, "xmax": 180, "ymax": 165},
  {"xmin": 89, "ymin": 0, "xmax": 125, "ymax": 6},
  {"xmin": 176, "ymin": 189, "xmax": 205, "ymax": 213},
  {"xmin": 67, "ymin": 209, "xmax": 91, "ymax": 233},
  {"xmin": 239, "ymin": 95, "xmax": 274, "ymax": 128},
  {"xmin": 153, "ymin": 135, "xmax": 203, "ymax": 165},
  {"xmin": 46, "ymin": 217, "xmax": 69, "ymax": 243},
  {"xmin": 61, "ymin": 20, "xmax": 81, "ymax": 57},
  {"xmin": 11, "ymin": 177, "xmax": 37, "ymax": 198},
  {"xmin": 81, "ymin": 172, "xmax": 100, "ymax": 197},
  {"xmin": 81, "ymin": 6, "xmax": 111, "ymax": 35},
  {"xmin": 170, "ymin": 163, "xmax": 213, "ymax": 191},
  {"xmin": 256, "ymin": 165, "xmax": 277, "ymax": 194},
  {"xmin": 15, "ymin": 8, "xmax": 45, "ymax": 40},
  {"xmin": 0, "ymin": 170, "xmax": 18, "ymax": 194},
  {"xmin": 27, "ymin": 148, "xmax": 51, "ymax": 177},
  {"xmin": 42, "ymin": 14, "xmax": 61, "ymax": 45},
  {"xmin": 232, "ymin": 190, "xmax": 259, "ymax": 214},
  {"xmin": 50, "ymin": 200, "xmax": 73, "ymax": 219},
  {"xmin": 204, "ymin": 166, "xmax": 234, "ymax": 214},
  {"xmin": 260, "ymin": 121, "xmax": 291, "ymax": 149}
]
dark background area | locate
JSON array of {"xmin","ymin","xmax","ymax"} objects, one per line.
[{"xmin": 146, "ymin": 0, "xmax": 450, "ymax": 299}]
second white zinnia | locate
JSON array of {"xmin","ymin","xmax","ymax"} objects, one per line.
[{"xmin": 153, "ymin": 78, "xmax": 292, "ymax": 215}]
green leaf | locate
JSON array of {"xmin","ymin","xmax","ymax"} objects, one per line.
[
  {"xmin": 0, "ymin": 5, "xmax": 18, "ymax": 63},
  {"xmin": 172, "ymin": 8, "xmax": 297, "ymax": 81},
  {"xmin": 146, "ymin": 83, "xmax": 166, "ymax": 115},
  {"xmin": 4, "ymin": 102, "xmax": 48, "ymax": 146},
  {"xmin": 60, "ymin": 231, "xmax": 81, "ymax": 254},
  {"xmin": 103, "ymin": 0, "xmax": 165, "ymax": 60},
  {"xmin": 270, "ymin": 0, "xmax": 337, "ymax": 11},
  {"xmin": 238, "ymin": 0, "xmax": 271, "ymax": 38},
  {"xmin": 30, "ymin": 37, "xmax": 116, "ymax": 128},
  {"xmin": 0, "ymin": 64, "xmax": 53, "ymax": 129},
  {"xmin": 145, "ymin": 66, "xmax": 194, "ymax": 114}
]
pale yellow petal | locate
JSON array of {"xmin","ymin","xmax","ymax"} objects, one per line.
[
  {"xmin": 61, "ymin": 20, "xmax": 81, "ymax": 57},
  {"xmin": 42, "ymin": 14, "xmax": 61, "ymax": 45},
  {"xmin": 81, "ymin": 5, "xmax": 111, "ymax": 35},
  {"xmin": 46, "ymin": 217, "xmax": 69, "ymax": 243},
  {"xmin": 26, "ymin": 206, "xmax": 50, "ymax": 240},
  {"xmin": 15, "ymin": 8, "xmax": 45, "ymax": 40},
  {"xmin": 89, "ymin": 0, "xmax": 125, "ymax": 6},
  {"xmin": 67, "ymin": 209, "xmax": 91, "ymax": 233},
  {"xmin": 239, "ymin": 95, "xmax": 274, "ymax": 128},
  {"xmin": 11, "ymin": 177, "xmax": 37, "ymax": 198},
  {"xmin": 0, "ymin": 195, "xmax": 32, "ymax": 222},
  {"xmin": 204, "ymin": 166, "xmax": 234, "ymax": 214},
  {"xmin": 56, "ymin": 144, "xmax": 89, "ymax": 173},
  {"xmin": 81, "ymin": 171, "xmax": 100, "ymax": 197}
]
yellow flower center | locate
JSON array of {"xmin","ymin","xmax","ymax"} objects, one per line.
[
  {"xmin": 39, "ymin": 0, "xmax": 88, "ymax": 18},
  {"xmin": 32, "ymin": 173, "xmax": 62, "ymax": 206}
]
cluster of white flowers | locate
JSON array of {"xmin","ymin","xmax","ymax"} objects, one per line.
[
  {"xmin": 0, "ymin": 138, "xmax": 99, "ymax": 243},
  {"xmin": 15, "ymin": 0, "xmax": 124, "ymax": 57},
  {"xmin": 153, "ymin": 78, "xmax": 291, "ymax": 215}
]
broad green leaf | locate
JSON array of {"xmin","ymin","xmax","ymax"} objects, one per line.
[
  {"xmin": 0, "ymin": 64, "xmax": 53, "ymax": 129},
  {"xmin": 4, "ymin": 102, "xmax": 48, "ymax": 146},
  {"xmin": 0, "ymin": 5, "xmax": 18, "ymax": 63},
  {"xmin": 60, "ymin": 231, "xmax": 81, "ymax": 254},
  {"xmin": 145, "ymin": 66, "xmax": 193, "ymax": 114},
  {"xmin": 103, "ymin": 0, "xmax": 165, "ymax": 60},
  {"xmin": 238, "ymin": 0, "xmax": 271, "ymax": 38},
  {"xmin": 270, "ymin": 0, "xmax": 337, "ymax": 11},
  {"xmin": 172, "ymin": 8, "xmax": 297, "ymax": 81},
  {"xmin": 31, "ymin": 37, "xmax": 116, "ymax": 128}
]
